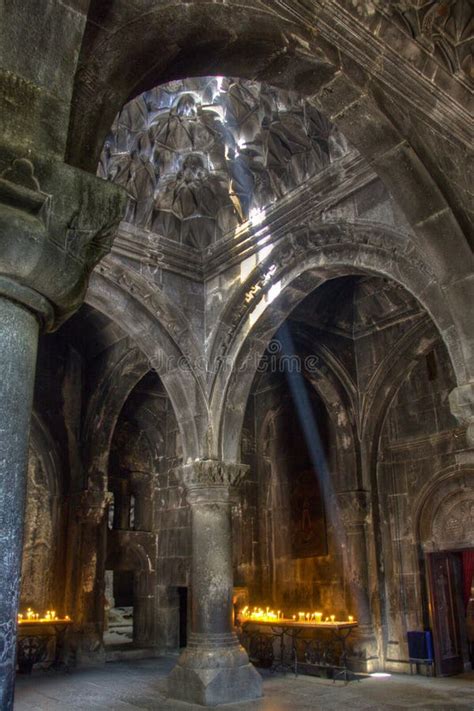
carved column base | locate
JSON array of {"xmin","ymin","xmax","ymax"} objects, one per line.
[{"xmin": 167, "ymin": 632, "xmax": 262, "ymax": 706}]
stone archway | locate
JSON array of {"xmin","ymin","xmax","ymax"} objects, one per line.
[
  {"xmin": 87, "ymin": 267, "xmax": 208, "ymax": 462},
  {"xmin": 214, "ymin": 225, "xmax": 466, "ymax": 463},
  {"xmin": 67, "ymin": 3, "xmax": 473, "ymax": 368}
]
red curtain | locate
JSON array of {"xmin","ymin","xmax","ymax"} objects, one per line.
[{"xmin": 461, "ymin": 550, "xmax": 474, "ymax": 611}]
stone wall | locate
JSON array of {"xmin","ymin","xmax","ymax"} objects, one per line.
[{"xmin": 377, "ymin": 341, "xmax": 468, "ymax": 670}]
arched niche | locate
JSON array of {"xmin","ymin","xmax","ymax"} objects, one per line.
[
  {"xmin": 235, "ymin": 301, "xmax": 365, "ymax": 622},
  {"xmin": 417, "ymin": 466, "xmax": 474, "ymax": 554}
]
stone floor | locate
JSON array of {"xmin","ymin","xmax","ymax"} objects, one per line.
[{"xmin": 14, "ymin": 657, "xmax": 474, "ymax": 710}]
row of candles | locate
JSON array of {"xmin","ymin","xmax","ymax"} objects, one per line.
[
  {"xmin": 18, "ymin": 608, "xmax": 71, "ymax": 624},
  {"xmin": 240, "ymin": 606, "xmax": 355, "ymax": 624}
]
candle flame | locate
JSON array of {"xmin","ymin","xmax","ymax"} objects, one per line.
[
  {"xmin": 239, "ymin": 605, "xmax": 356, "ymax": 625},
  {"xmin": 17, "ymin": 608, "xmax": 71, "ymax": 624}
]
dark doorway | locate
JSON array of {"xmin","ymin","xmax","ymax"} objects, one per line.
[
  {"xmin": 427, "ymin": 551, "xmax": 470, "ymax": 676},
  {"xmin": 114, "ymin": 570, "xmax": 135, "ymax": 607},
  {"xmin": 178, "ymin": 587, "xmax": 188, "ymax": 648}
]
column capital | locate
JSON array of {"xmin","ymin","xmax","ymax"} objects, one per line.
[
  {"xmin": 0, "ymin": 144, "xmax": 126, "ymax": 330},
  {"xmin": 177, "ymin": 459, "xmax": 249, "ymax": 493},
  {"xmin": 449, "ymin": 383, "xmax": 474, "ymax": 446}
]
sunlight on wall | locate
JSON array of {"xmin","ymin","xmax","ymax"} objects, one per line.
[
  {"xmin": 249, "ymin": 297, "xmax": 267, "ymax": 327},
  {"xmin": 249, "ymin": 277, "xmax": 281, "ymax": 326},
  {"xmin": 268, "ymin": 280, "xmax": 282, "ymax": 304},
  {"xmin": 239, "ymin": 237, "xmax": 273, "ymax": 284},
  {"xmin": 240, "ymin": 254, "xmax": 257, "ymax": 283},
  {"xmin": 249, "ymin": 207, "xmax": 265, "ymax": 227},
  {"xmin": 258, "ymin": 242, "xmax": 273, "ymax": 263}
]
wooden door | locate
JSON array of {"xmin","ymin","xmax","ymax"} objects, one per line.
[{"xmin": 427, "ymin": 552, "xmax": 465, "ymax": 676}]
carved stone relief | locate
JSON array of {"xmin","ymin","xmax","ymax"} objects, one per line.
[
  {"xmin": 98, "ymin": 78, "xmax": 348, "ymax": 248},
  {"xmin": 352, "ymin": 1, "xmax": 473, "ymax": 84},
  {"xmin": 432, "ymin": 494, "xmax": 474, "ymax": 548},
  {"xmin": 177, "ymin": 460, "xmax": 249, "ymax": 490},
  {"xmin": 387, "ymin": 1, "xmax": 473, "ymax": 83},
  {"xmin": 417, "ymin": 467, "xmax": 474, "ymax": 551}
]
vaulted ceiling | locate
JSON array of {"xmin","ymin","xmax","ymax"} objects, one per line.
[{"xmin": 98, "ymin": 77, "xmax": 349, "ymax": 249}]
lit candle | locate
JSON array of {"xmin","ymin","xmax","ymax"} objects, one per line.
[
  {"xmin": 348, "ymin": 615, "xmax": 354, "ymax": 623},
  {"xmin": 330, "ymin": 615, "xmax": 336, "ymax": 623}
]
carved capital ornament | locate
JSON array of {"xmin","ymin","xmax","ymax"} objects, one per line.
[{"xmin": 176, "ymin": 459, "xmax": 249, "ymax": 493}]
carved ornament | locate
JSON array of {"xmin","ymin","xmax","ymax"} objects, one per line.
[{"xmin": 177, "ymin": 460, "xmax": 249, "ymax": 491}]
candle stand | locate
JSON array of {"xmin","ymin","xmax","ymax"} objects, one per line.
[
  {"xmin": 17, "ymin": 620, "xmax": 72, "ymax": 674},
  {"xmin": 240, "ymin": 619, "xmax": 359, "ymax": 683}
]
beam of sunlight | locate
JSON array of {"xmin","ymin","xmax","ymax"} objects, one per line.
[
  {"xmin": 275, "ymin": 321, "xmax": 374, "ymax": 625},
  {"xmin": 277, "ymin": 322, "xmax": 350, "ymax": 586}
]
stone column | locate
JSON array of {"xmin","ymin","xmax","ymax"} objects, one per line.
[
  {"xmin": 167, "ymin": 460, "xmax": 262, "ymax": 706},
  {"xmin": 336, "ymin": 490, "xmax": 379, "ymax": 669},
  {"xmin": 0, "ymin": 150, "xmax": 125, "ymax": 708},
  {"xmin": 0, "ymin": 296, "xmax": 42, "ymax": 709},
  {"xmin": 66, "ymin": 490, "xmax": 109, "ymax": 666}
]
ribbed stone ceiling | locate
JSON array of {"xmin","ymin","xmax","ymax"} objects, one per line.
[{"xmin": 98, "ymin": 77, "xmax": 350, "ymax": 250}]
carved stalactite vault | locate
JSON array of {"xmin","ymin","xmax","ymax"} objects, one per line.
[{"xmin": 98, "ymin": 78, "xmax": 348, "ymax": 248}]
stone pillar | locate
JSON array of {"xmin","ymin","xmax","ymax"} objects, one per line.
[
  {"xmin": 0, "ymin": 149, "xmax": 125, "ymax": 708},
  {"xmin": 0, "ymin": 297, "xmax": 41, "ymax": 709},
  {"xmin": 167, "ymin": 460, "xmax": 262, "ymax": 706},
  {"xmin": 336, "ymin": 490, "xmax": 379, "ymax": 669},
  {"xmin": 66, "ymin": 490, "xmax": 109, "ymax": 666}
]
